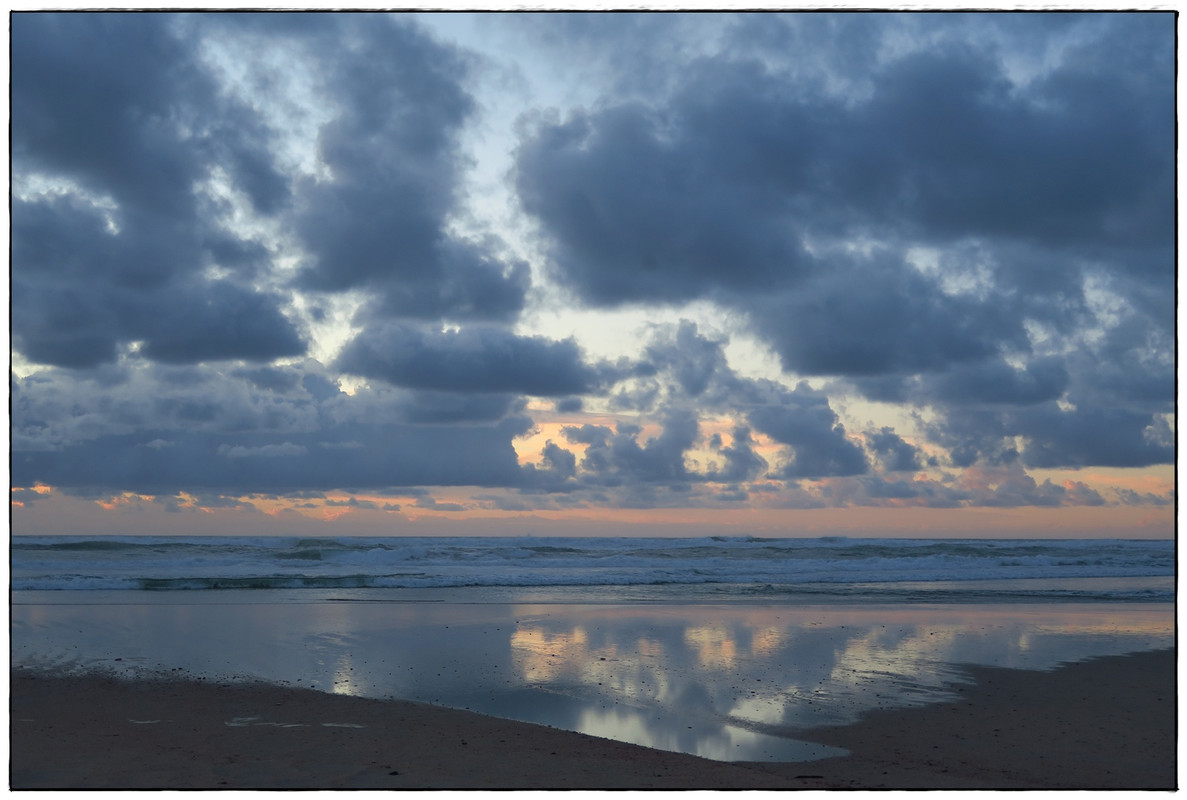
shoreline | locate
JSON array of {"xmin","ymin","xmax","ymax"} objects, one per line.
[{"xmin": 10, "ymin": 647, "xmax": 1175, "ymax": 789}]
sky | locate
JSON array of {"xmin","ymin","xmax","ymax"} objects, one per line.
[{"xmin": 10, "ymin": 10, "xmax": 1177, "ymax": 539}]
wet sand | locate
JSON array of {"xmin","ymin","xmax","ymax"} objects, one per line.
[
  {"xmin": 10, "ymin": 648, "xmax": 1175, "ymax": 789},
  {"xmin": 788, "ymin": 647, "xmax": 1177, "ymax": 789}
]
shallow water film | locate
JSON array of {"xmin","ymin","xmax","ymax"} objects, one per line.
[{"xmin": 12, "ymin": 593, "xmax": 1173, "ymax": 762}]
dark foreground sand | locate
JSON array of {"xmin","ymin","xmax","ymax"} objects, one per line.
[{"xmin": 10, "ymin": 648, "xmax": 1175, "ymax": 789}]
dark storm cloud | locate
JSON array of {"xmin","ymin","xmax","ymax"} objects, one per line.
[
  {"xmin": 11, "ymin": 362, "xmax": 535, "ymax": 495},
  {"xmin": 748, "ymin": 384, "xmax": 869, "ymax": 479},
  {"xmin": 13, "ymin": 14, "xmax": 211, "ymax": 214},
  {"xmin": 565, "ymin": 409, "xmax": 699, "ymax": 487},
  {"xmin": 923, "ymin": 400, "xmax": 1173, "ymax": 471},
  {"xmin": 388, "ymin": 391, "xmax": 521, "ymax": 425},
  {"xmin": 335, "ymin": 323, "xmax": 601, "ymax": 396},
  {"xmin": 842, "ymin": 40, "xmax": 1171, "ymax": 248},
  {"xmin": 630, "ymin": 322, "xmax": 896, "ymax": 483},
  {"xmin": 748, "ymin": 251, "xmax": 1022, "ymax": 377},
  {"xmin": 555, "ymin": 397, "xmax": 585, "ymax": 414},
  {"xmin": 232, "ymin": 365, "xmax": 304, "ymax": 394},
  {"xmin": 12, "ymin": 422, "xmax": 529, "ymax": 495},
  {"xmin": 636, "ymin": 322, "xmax": 875, "ymax": 481},
  {"xmin": 841, "ymin": 461, "xmax": 1110, "ymax": 509},
  {"xmin": 561, "ymin": 424, "xmax": 613, "ymax": 448},
  {"xmin": 511, "ymin": 317, "xmax": 891, "ymax": 502},
  {"xmin": 135, "ymin": 281, "xmax": 307, "ymax": 365},
  {"xmin": 643, "ymin": 321, "xmax": 730, "ymax": 398},
  {"xmin": 282, "ymin": 14, "xmax": 531, "ymax": 324},
  {"xmin": 924, "ymin": 357, "xmax": 1070, "ymax": 407},
  {"xmin": 1064, "ymin": 317, "xmax": 1174, "ymax": 408},
  {"xmin": 12, "ymin": 358, "xmax": 524, "ymax": 446},
  {"xmin": 540, "ymin": 441, "xmax": 578, "ymax": 481},
  {"xmin": 721, "ymin": 12, "xmax": 889, "ymax": 93},
  {"xmin": 321, "ymin": 380, "xmax": 521, "ymax": 425},
  {"xmin": 901, "ymin": 314, "xmax": 1171, "ymax": 469},
  {"xmin": 1011, "ymin": 405, "xmax": 1173, "ymax": 469},
  {"xmin": 516, "ymin": 13, "xmax": 1171, "ymax": 310},
  {"xmin": 12, "ymin": 12, "xmax": 533, "ymax": 373},
  {"xmin": 866, "ymin": 428, "xmax": 923, "ymax": 473},
  {"xmin": 12, "ymin": 13, "xmax": 305, "ymax": 368},
  {"xmin": 515, "ymin": 100, "xmax": 814, "ymax": 306},
  {"xmin": 13, "ymin": 362, "xmax": 319, "ymax": 453},
  {"xmin": 11, "ymin": 12, "xmax": 1174, "ymax": 511},
  {"xmin": 519, "ymin": 441, "xmax": 581, "ymax": 491},
  {"xmin": 513, "ymin": 12, "xmax": 1174, "ymax": 471},
  {"xmin": 12, "ymin": 186, "xmax": 306, "ymax": 369},
  {"xmin": 706, "ymin": 426, "xmax": 768, "ymax": 484}
]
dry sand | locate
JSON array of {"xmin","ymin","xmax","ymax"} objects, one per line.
[{"xmin": 10, "ymin": 648, "xmax": 1175, "ymax": 790}]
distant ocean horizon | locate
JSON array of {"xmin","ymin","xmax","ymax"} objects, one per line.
[{"xmin": 11, "ymin": 534, "xmax": 1173, "ymax": 603}]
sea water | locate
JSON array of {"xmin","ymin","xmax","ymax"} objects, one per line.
[
  {"xmin": 10, "ymin": 535, "xmax": 1176, "ymax": 762},
  {"xmin": 11, "ymin": 535, "xmax": 1174, "ymax": 600}
]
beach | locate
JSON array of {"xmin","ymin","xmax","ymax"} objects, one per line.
[
  {"xmin": 11, "ymin": 537, "xmax": 1176, "ymax": 789},
  {"xmin": 10, "ymin": 647, "xmax": 1175, "ymax": 789},
  {"xmin": 11, "ymin": 593, "xmax": 1175, "ymax": 762}
]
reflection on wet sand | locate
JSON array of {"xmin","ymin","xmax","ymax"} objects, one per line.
[
  {"xmin": 504, "ymin": 603, "xmax": 1172, "ymax": 755},
  {"xmin": 11, "ymin": 597, "xmax": 1173, "ymax": 762}
]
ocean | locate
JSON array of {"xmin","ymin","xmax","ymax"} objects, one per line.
[
  {"xmin": 10, "ymin": 534, "xmax": 1174, "ymax": 602},
  {"xmin": 11, "ymin": 535, "xmax": 1175, "ymax": 763}
]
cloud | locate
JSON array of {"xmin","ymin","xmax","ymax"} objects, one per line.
[
  {"xmin": 643, "ymin": 321, "xmax": 730, "ymax": 398},
  {"xmin": 12, "ymin": 419, "xmax": 531, "ymax": 496},
  {"xmin": 924, "ymin": 357, "xmax": 1070, "ymax": 407},
  {"xmin": 11, "ymin": 14, "xmax": 306, "ymax": 369},
  {"xmin": 231, "ymin": 366, "xmax": 304, "ymax": 394},
  {"xmin": 748, "ymin": 383, "xmax": 869, "ymax": 479},
  {"xmin": 866, "ymin": 427, "xmax": 923, "ymax": 473},
  {"xmin": 11, "ymin": 361, "xmax": 533, "ymax": 495},
  {"xmin": 747, "ymin": 250, "xmax": 1021, "ymax": 378},
  {"xmin": 325, "ymin": 496, "xmax": 381, "ymax": 510},
  {"xmin": 218, "ymin": 442, "xmax": 309, "ymax": 459},
  {"xmin": 512, "ymin": 13, "xmax": 1173, "ymax": 473},
  {"xmin": 281, "ymin": 14, "xmax": 531, "ymax": 325},
  {"xmin": 414, "ymin": 496, "xmax": 469, "ymax": 512},
  {"xmin": 540, "ymin": 442, "xmax": 578, "ymax": 482},
  {"xmin": 326, "ymin": 383, "xmax": 521, "ymax": 426},
  {"xmin": 9, "ymin": 12, "xmax": 1174, "ymax": 520},
  {"xmin": 515, "ymin": 26, "xmax": 1169, "ymax": 304},
  {"xmin": 566, "ymin": 409, "xmax": 699, "ymax": 487},
  {"xmin": 134, "ymin": 280, "xmax": 306, "ymax": 365},
  {"xmin": 1011, "ymin": 405, "xmax": 1174, "ymax": 469},
  {"xmin": 12, "ymin": 12, "xmax": 538, "ymax": 373},
  {"xmin": 957, "ymin": 464, "xmax": 1071, "ymax": 508},
  {"xmin": 707, "ymin": 426, "xmax": 768, "ymax": 483},
  {"xmin": 335, "ymin": 322, "xmax": 601, "ymax": 396}
]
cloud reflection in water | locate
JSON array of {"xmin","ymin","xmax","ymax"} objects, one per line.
[
  {"xmin": 11, "ymin": 597, "xmax": 1174, "ymax": 762},
  {"xmin": 499, "ymin": 603, "xmax": 1171, "ymax": 756}
]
